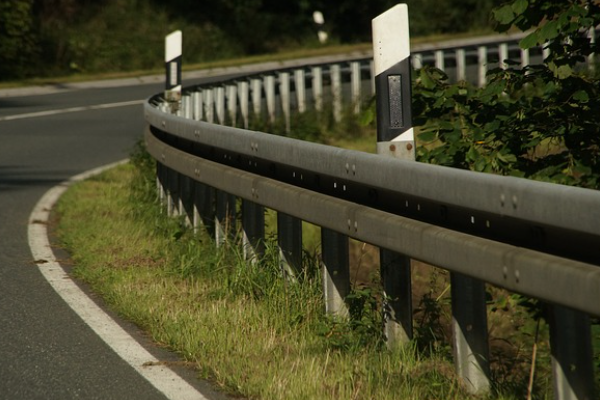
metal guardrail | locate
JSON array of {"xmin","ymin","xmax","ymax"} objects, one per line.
[{"xmin": 145, "ymin": 31, "xmax": 599, "ymax": 399}]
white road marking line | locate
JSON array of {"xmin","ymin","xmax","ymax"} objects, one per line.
[
  {"xmin": 0, "ymin": 100, "xmax": 144, "ymax": 122},
  {"xmin": 28, "ymin": 161, "xmax": 208, "ymax": 400}
]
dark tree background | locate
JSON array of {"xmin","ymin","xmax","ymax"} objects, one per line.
[{"xmin": 0, "ymin": 0, "xmax": 502, "ymax": 80}]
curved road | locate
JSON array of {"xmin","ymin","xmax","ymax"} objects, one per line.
[
  {"xmin": 0, "ymin": 75, "xmax": 227, "ymax": 399},
  {"xmin": 0, "ymin": 52, "xmax": 364, "ymax": 399}
]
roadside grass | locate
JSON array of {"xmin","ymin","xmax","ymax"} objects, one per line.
[{"xmin": 55, "ymin": 145, "xmax": 549, "ymax": 399}]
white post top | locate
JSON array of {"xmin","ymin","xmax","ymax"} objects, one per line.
[
  {"xmin": 372, "ymin": 4, "xmax": 410, "ymax": 75},
  {"xmin": 313, "ymin": 11, "xmax": 325, "ymax": 25},
  {"xmin": 165, "ymin": 30, "xmax": 182, "ymax": 62}
]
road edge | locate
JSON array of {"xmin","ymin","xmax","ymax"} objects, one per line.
[{"xmin": 27, "ymin": 160, "xmax": 209, "ymax": 400}]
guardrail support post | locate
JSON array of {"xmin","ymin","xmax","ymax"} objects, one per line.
[
  {"xmin": 180, "ymin": 175, "xmax": 194, "ymax": 227},
  {"xmin": 587, "ymin": 27, "xmax": 595, "ymax": 74},
  {"xmin": 238, "ymin": 81, "xmax": 250, "ymax": 129},
  {"xmin": 330, "ymin": 64, "xmax": 342, "ymax": 122},
  {"xmin": 456, "ymin": 48, "xmax": 466, "ymax": 82},
  {"xmin": 549, "ymin": 305, "xmax": 596, "ymax": 400},
  {"xmin": 166, "ymin": 168, "xmax": 180, "ymax": 217},
  {"xmin": 265, "ymin": 75, "xmax": 276, "ymax": 124},
  {"xmin": 277, "ymin": 213, "xmax": 302, "ymax": 280},
  {"xmin": 294, "ymin": 69, "xmax": 307, "ymax": 114},
  {"xmin": 521, "ymin": 48, "xmax": 530, "ymax": 70},
  {"xmin": 242, "ymin": 200, "xmax": 265, "ymax": 263},
  {"xmin": 216, "ymin": 87, "xmax": 225, "ymax": 125},
  {"xmin": 435, "ymin": 50, "xmax": 445, "ymax": 71},
  {"xmin": 192, "ymin": 91, "xmax": 203, "ymax": 121},
  {"xmin": 279, "ymin": 72, "xmax": 291, "ymax": 133},
  {"xmin": 204, "ymin": 89, "xmax": 215, "ymax": 124},
  {"xmin": 193, "ymin": 181, "xmax": 215, "ymax": 237},
  {"xmin": 350, "ymin": 61, "xmax": 361, "ymax": 114},
  {"xmin": 157, "ymin": 162, "xmax": 166, "ymax": 207},
  {"xmin": 372, "ymin": 3, "xmax": 415, "ymax": 349},
  {"xmin": 251, "ymin": 78, "xmax": 262, "ymax": 118},
  {"xmin": 478, "ymin": 46, "xmax": 487, "ymax": 87},
  {"xmin": 311, "ymin": 66, "xmax": 323, "ymax": 112},
  {"xmin": 227, "ymin": 84, "xmax": 238, "ymax": 126},
  {"xmin": 499, "ymin": 43, "xmax": 509, "ymax": 70},
  {"xmin": 450, "ymin": 273, "xmax": 491, "ymax": 394},
  {"xmin": 321, "ymin": 228, "xmax": 350, "ymax": 317},
  {"xmin": 215, "ymin": 191, "xmax": 236, "ymax": 247}
]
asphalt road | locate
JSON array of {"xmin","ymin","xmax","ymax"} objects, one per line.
[
  {"xmin": 0, "ymin": 78, "xmax": 224, "ymax": 399},
  {"xmin": 0, "ymin": 51, "xmax": 370, "ymax": 399}
]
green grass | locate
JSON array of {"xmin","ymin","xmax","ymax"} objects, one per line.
[{"xmin": 56, "ymin": 150, "xmax": 542, "ymax": 399}]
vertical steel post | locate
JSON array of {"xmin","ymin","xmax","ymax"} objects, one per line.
[
  {"xmin": 226, "ymin": 84, "xmax": 237, "ymax": 126},
  {"xmin": 204, "ymin": 89, "xmax": 214, "ymax": 124},
  {"xmin": 215, "ymin": 191, "xmax": 236, "ymax": 247},
  {"xmin": 192, "ymin": 91, "xmax": 203, "ymax": 121},
  {"xmin": 321, "ymin": 228, "xmax": 350, "ymax": 317},
  {"xmin": 435, "ymin": 50, "xmax": 445, "ymax": 70},
  {"xmin": 193, "ymin": 181, "xmax": 215, "ymax": 237},
  {"xmin": 180, "ymin": 175, "xmax": 194, "ymax": 227},
  {"xmin": 242, "ymin": 200, "xmax": 265, "ymax": 263},
  {"xmin": 499, "ymin": 43, "xmax": 509, "ymax": 70},
  {"xmin": 182, "ymin": 95, "xmax": 192, "ymax": 119},
  {"xmin": 215, "ymin": 87, "xmax": 225, "ymax": 125},
  {"xmin": 157, "ymin": 162, "xmax": 166, "ymax": 207},
  {"xmin": 521, "ymin": 48, "xmax": 530, "ymax": 70},
  {"xmin": 588, "ymin": 27, "xmax": 595, "ymax": 74},
  {"xmin": 294, "ymin": 69, "xmax": 307, "ymax": 114},
  {"xmin": 265, "ymin": 75, "xmax": 276, "ymax": 124},
  {"xmin": 412, "ymin": 53, "xmax": 423, "ymax": 70},
  {"xmin": 279, "ymin": 72, "xmax": 291, "ymax": 133},
  {"xmin": 372, "ymin": 3, "xmax": 414, "ymax": 349},
  {"xmin": 549, "ymin": 305, "xmax": 596, "ymax": 400},
  {"xmin": 166, "ymin": 168, "xmax": 180, "ymax": 217},
  {"xmin": 238, "ymin": 81, "xmax": 250, "ymax": 129},
  {"xmin": 350, "ymin": 61, "xmax": 361, "ymax": 114},
  {"xmin": 478, "ymin": 46, "xmax": 488, "ymax": 87},
  {"xmin": 456, "ymin": 48, "xmax": 466, "ymax": 82},
  {"xmin": 450, "ymin": 273, "xmax": 491, "ymax": 394},
  {"xmin": 330, "ymin": 64, "xmax": 342, "ymax": 122},
  {"xmin": 311, "ymin": 66, "xmax": 323, "ymax": 112},
  {"xmin": 277, "ymin": 212, "xmax": 302, "ymax": 280},
  {"xmin": 251, "ymin": 78, "xmax": 262, "ymax": 118}
]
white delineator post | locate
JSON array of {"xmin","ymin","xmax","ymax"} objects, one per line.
[
  {"xmin": 313, "ymin": 11, "xmax": 328, "ymax": 44},
  {"xmin": 165, "ymin": 30, "xmax": 182, "ymax": 108},
  {"xmin": 372, "ymin": 5, "xmax": 415, "ymax": 350},
  {"xmin": 373, "ymin": 5, "xmax": 414, "ymax": 159},
  {"xmin": 373, "ymin": 7, "xmax": 491, "ymax": 395}
]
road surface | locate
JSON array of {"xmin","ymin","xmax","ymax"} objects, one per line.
[{"xmin": 0, "ymin": 75, "xmax": 229, "ymax": 399}]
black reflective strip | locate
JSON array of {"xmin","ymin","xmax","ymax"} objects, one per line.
[
  {"xmin": 165, "ymin": 55, "xmax": 182, "ymax": 91},
  {"xmin": 375, "ymin": 58, "xmax": 412, "ymax": 142}
]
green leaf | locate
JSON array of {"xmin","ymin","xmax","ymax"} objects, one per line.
[
  {"xmin": 419, "ymin": 69, "xmax": 437, "ymax": 90},
  {"xmin": 511, "ymin": 0, "xmax": 528, "ymax": 16},
  {"xmin": 573, "ymin": 90, "xmax": 589, "ymax": 102},
  {"xmin": 549, "ymin": 63, "xmax": 573, "ymax": 79},
  {"xmin": 497, "ymin": 152, "xmax": 517, "ymax": 163},
  {"xmin": 418, "ymin": 130, "xmax": 438, "ymax": 142},
  {"xmin": 539, "ymin": 20, "xmax": 559, "ymax": 42},
  {"xmin": 519, "ymin": 31, "xmax": 539, "ymax": 49},
  {"xmin": 493, "ymin": 5, "xmax": 515, "ymax": 25}
]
